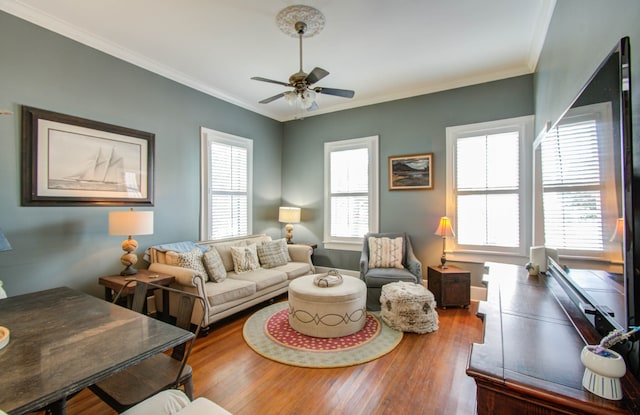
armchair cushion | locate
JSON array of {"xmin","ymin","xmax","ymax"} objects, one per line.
[{"xmin": 368, "ymin": 236, "xmax": 404, "ymax": 269}]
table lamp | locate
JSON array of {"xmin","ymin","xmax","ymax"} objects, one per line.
[
  {"xmin": 109, "ymin": 208, "xmax": 154, "ymax": 275},
  {"xmin": 279, "ymin": 207, "xmax": 301, "ymax": 244},
  {"xmin": 434, "ymin": 216, "xmax": 455, "ymax": 269}
]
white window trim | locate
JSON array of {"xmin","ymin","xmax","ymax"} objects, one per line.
[
  {"xmin": 323, "ymin": 135, "xmax": 379, "ymax": 251},
  {"xmin": 200, "ymin": 127, "xmax": 253, "ymax": 240},
  {"xmin": 445, "ymin": 115, "xmax": 534, "ymax": 259}
]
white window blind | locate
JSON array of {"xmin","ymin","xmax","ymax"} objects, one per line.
[
  {"xmin": 324, "ymin": 136, "xmax": 379, "ymax": 251},
  {"xmin": 541, "ymin": 116, "xmax": 604, "ymax": 251},
  {"xmin": 455, "ymin": 132, "xmax": 520, "ymax": 247},
  {"xmin": 200, "ymin": 128, "xmax": 252, "ymax": 240},
  {"xmin": 330, "ymin": 148, "xmax": 370, "ymax": 238}
]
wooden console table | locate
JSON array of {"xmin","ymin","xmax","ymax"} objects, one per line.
[{"xmin": 467, "ymin": 263, "xmax": 640, "ymax": 414}]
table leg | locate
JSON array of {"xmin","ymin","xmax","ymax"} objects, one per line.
[
  {"xmin": 44, "ymin": 397, "xmax": 66, "ymax": 415},
  {"xmin": 104, "ymin": 287, "xmax": 113, "ymax": 302}
]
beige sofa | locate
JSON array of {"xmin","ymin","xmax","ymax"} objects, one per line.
[{"xmin": 146, "ymin": 234, "xmax": 314, "ymax": 329}]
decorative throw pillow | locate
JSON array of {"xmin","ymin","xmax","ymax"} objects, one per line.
[
  {"xmin": 257, "ymin": 239, "xmax": 289, "ymax": 268},
  {"xmin": 230, "ymin": 244, "xmax": 260, "ymax": 273},
  {"xmin": 166, "ymin": 248, "xmax": 209, "ymax": 279},
  {"xmin": 203, "ymin": 248, "xmax": 227, "ymax": 282},
  {"xmin": 368, "ymin": 237, "xmax": 404, "ymax": 269}
]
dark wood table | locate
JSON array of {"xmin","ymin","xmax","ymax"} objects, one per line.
[
  {"xmin": 99, "ymin": 269, "xmax": 175, "ymax": 303},
  {"xmin": 466, "ymin": 262, "xmax": 640, "ymax": 414},
  {"xmin": 0, "ymin": 286, "xmax": 194, "ymax": 415}
]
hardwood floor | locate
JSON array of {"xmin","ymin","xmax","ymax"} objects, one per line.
[{"xmin": 60, "ymin": 298, "xmax": 483, "ymax": 415}]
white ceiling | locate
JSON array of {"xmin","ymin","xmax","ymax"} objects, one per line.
[{"xmin": 1, "ymin": 0, "xmax": 556, "ymax": 122}]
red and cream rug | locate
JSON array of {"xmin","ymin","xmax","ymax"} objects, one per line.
[{"xmin": 243, "ymin": 302, "xmax": 403, "ymax": 368}]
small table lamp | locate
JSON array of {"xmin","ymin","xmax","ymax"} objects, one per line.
[
  {"xmin": 109, "ymin": 208, "xmax": 154, "ymax": 276},
  {"xmin": 279, "ymin": 207, "xmax": 301, "ymax": 244},
  {"xmin": 434, "ymin": 216, "xmax": 455, "ymax": 269}
]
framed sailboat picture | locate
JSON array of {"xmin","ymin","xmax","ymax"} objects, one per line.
[{"xmin": 21, "ymin": 106, "xmax": 154, "ymax": 206}]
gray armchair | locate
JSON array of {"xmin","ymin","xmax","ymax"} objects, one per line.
[{"xmin": 360, "ymin": 232, "xmax": 423, "ymax": 311}]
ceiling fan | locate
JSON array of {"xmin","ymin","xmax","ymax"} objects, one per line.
[{"xmin": 251, "ymin": 21, "xmax": 355, "ymax": 111}]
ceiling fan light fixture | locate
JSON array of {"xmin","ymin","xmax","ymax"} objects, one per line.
[
  {"xmin": 284, "ymin": 91, "xmax": 298, "ymax": 106},
  {"xmin": 300, "ymin": 89, "xmax": 316, "ymax": 108}
]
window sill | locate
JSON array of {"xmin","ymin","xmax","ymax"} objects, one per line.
[{"xmin": 323, "ymin": 240, "xmax": 363, "ymax": 252}]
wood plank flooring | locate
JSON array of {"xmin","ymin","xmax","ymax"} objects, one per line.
[{"xmin": 58, "ymin": 297, "xmax": 483, "ymax": 415}]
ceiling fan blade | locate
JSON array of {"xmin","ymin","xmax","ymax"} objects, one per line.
[
  {"xmin": 305, "ymin": 67, "xmax": 329, "ymax": 85},
  {"xmin": 315, "ymin": 87, "xmax": 355, "ymax": 99},
  {"xmin": 258, "ymin": 92, "xmax": 285, "ymax": 104},
  {"xmin": 251, "ymin": 77, "xmax": 291, "ymax": 87}
]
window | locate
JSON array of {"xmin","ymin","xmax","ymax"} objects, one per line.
[
  {"xmin": 200, "ymin": 127, "xmax": 252, "ymax": 240},
  {"xmin": 446, "ymin": 116, "xmax": 533, "ymax": 257},
  {"xmin": 324, "ymin": 136, "xmax": 379, "ymax": 251},
  {"xmin": 539, "ymin": 103, "xmax": 618, "ymax": 258}
]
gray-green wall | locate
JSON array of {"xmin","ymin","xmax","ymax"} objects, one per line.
[
  {"xmin": 0, "ymin": 12, "xmax": 283, "ymax": 297},
  {"xmin": 2, "ymin": 0, "xmax": 639, "ymax": 298},
  {"xmin": 281, "ymin": 76, "xmax": 534, "ymax": 271}
]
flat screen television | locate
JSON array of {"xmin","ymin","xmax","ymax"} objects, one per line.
[{"xmin": 540, "ymin": 37, "xmax": 638, "ymax": 377}]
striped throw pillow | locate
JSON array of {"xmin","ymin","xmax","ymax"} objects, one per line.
[{"xmin": 368, "ymin": 237, "xmax": 404, "ymax": 269}]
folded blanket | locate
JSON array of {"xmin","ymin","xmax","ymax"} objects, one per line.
[{"xmin": 143, "ymin": 241, "xmax": 207, "ymax": 262}]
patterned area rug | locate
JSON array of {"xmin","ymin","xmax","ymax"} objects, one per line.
[{"xmin": 243, "ymin": 302, "xmax": 403, "ymax": 368}]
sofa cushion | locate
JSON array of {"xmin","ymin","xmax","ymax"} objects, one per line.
[
  {"xmin": 272, "ymin": 261, "xmax": 313, "ymax": 280},
  {"xmin": 230, "ymin": 244, "xmax": 260, "ymax": 273},
  {"xmin": 228, "ymin": 268, "xmax": 287, "ymax": 291},
  {"xmin": 364, "ymin": 267, "xmax": 418, "ymax": 288},
  {"xmin": 166, "ymin": 248, "xmax": 208, "ymax": 280},
  {"xmin": 202, "ymin": 248, "xmax": 227, "ymax": 282},
  {"xmin": 257, "ymin": 239, "xmax": 289, "ymax": 268},
  {"xmin": 203, "ymin": 278, "xmax": 256, "ymax": 306},
  {"xmin": 207, "ymin": 240, "xmax": 247, "ymax": 272},
  {"xmin": 368, "ymin": 236, "xmax": 404, "ymax": 269}
]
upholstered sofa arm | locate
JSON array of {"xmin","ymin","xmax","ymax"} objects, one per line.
[
  {"xmin": 287, "ymin": 244, "xmax": 313, "ymax": 265},
  {"xmin": 148, "ymin": 263, "xmax": 201, "ymax": 287}
]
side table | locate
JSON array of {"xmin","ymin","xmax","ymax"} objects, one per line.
[
  {"xmin": 99, "ymin": 269, "xmax": 175, "ymax": 317},
  {"xmin": 427, "ymin": 265, "xmax": 470, "ymax": 308}
]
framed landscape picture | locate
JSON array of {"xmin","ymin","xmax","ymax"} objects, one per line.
[
  {"xmin": 21, "ymin": 106, "xmax": 155, "ymax": 206},
  {"xmin": 388, "ymin": 153, "xmax": 433, "ymax": 190}
]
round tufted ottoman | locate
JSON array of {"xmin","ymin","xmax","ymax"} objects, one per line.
[
  {"xmin": 380, "ymin": 281, "xmax": 439, "ymax": 333},
  {"xmin": 288, "ymin": 274, "xmax": 367, "ymax": 338}
]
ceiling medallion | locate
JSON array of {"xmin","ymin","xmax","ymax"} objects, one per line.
[{"xmin": 276, "ymin": 5, "xmax": 325, "ymax": 38}]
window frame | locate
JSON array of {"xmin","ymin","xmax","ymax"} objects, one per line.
[
  {"xmin": 200, "ymin": 127, "xmax": 253, "ymax": 241},
  {"xmin": 445, "ymin": 115, "xmax": 534, "ymax": 259},
  {"xmin": 323, "ymin": 135, "xmax": 379, "ymax": 251},
  {"xmin": 533, "ymin": 102, "xmax": 619, "ymax": 261}
]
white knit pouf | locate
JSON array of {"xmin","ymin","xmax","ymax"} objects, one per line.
[
  {"xmin": 288, "ymin": 274, "xmax": 367, "ymax": 338},
  {"xmin": 380, "ymin": 281, "xmax": 439, "ymax": 334}
]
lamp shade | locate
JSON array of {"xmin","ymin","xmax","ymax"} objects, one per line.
[
  {"xmin": 109, "ymin": 210, "xmax": 154, "ymax": 236},
  {"xmin": 279, "ymin": 207, "xmax": 301, "ymax": 224},
  {"xmin": 434, "ymin": 216, "xmax": 455, "ymax": 237},
  {"xmin": 0, "ymin": 228, "xmax": 12, "ymax": 252}
]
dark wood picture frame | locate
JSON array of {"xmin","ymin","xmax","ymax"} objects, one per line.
[
  {"xmin": 21, "ymin": 106, "xmax": 155, "ymax": 206},
  {"xmin": 388, "ymin": 153, "xmax": 433, "ymax": 190}
]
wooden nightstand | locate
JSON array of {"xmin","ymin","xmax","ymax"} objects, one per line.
[
  {"xmin": 427, "ymin": 265, "xmax": 470, "ymax": 309},
  {"xmin": 99, "ymin": 269, "xmax": 175, "ymax": 316}
]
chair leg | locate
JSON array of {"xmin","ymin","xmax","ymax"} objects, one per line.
[{"xmin": 182, "ymin": 376, "xmax": 195, "ymax": 401}]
